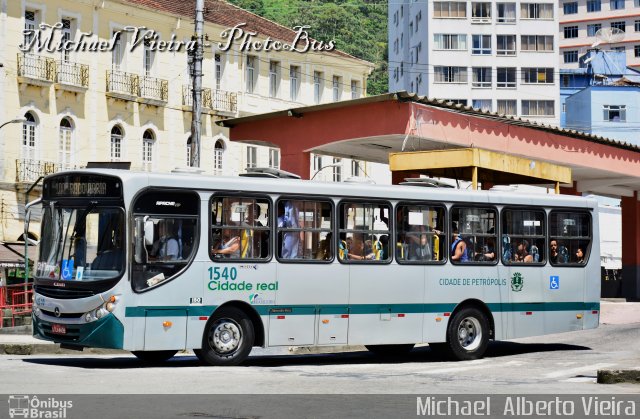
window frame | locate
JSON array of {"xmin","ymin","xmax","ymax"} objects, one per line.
[
  {"xmin": 395, "ymin": 201, "xmax": 448, "ymax": 265},
  {"xmin": 500, "ymin": 207, "xmax": 547, "ymax": 267},
  {"xmin": 338, "ymin": 200, "xmax": 392, "ymax": 265},
  {"xmin": 449, "ymin": 205, "xmax": 499, "ymax": 266},
  {"xmin": 549, "ymin": 210, "xmax": 592, "ymax": 267},
  {"xmin": 275, "ymin": 196, "xmax": 335, "ymax": 264}
]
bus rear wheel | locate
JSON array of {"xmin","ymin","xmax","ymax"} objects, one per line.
[
  {"xmin": 194, "ymin": 307, "xmax": 254, "ymax": 366},
  {"xmin": 132, "ymin": 350, "xmax": 177, "ymax": 364},
  {"xmin": 365, "ymin": 344, "xmax": 414, "ymax": 357},
  {"xmin": 446, "ymin": 307, "xmax": 489, "ymax": 361}
]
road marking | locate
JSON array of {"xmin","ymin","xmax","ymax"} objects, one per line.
[{"xmin": 545, "ymin": 363, "xmax": 615, "ymax": 379}]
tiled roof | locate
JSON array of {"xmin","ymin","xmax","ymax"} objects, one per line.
[{"xmin": 122, "ymin": 0, "xmax": 371, "ymax": 65}]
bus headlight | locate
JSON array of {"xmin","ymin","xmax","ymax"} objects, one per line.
[
  {"xmin": 95, "ymin": 309, "xmax": 103, "ymax": 319},
  {"xmin": 85, "ymin": 313, "xmax": 92, "ymax": 322},
  {"xmin": 105, "ymin": 302, "xmax": 115, "ymax": 312}
]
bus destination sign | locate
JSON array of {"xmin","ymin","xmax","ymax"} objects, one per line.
[{"xmin": 44, "ymin": 175, "xmax": 122, "ymax": 199}]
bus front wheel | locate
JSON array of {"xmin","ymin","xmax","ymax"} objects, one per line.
[
  {"xmin": 194, "ymin": 307, "xmax": 255, "ymax": 366},
  {"xmin": 446, "ymin": 307, "xmax": 489, "ymax": 361},
  {"xmin": 132, "ymin": 350, "xmax": 177, "ymax": 364}
]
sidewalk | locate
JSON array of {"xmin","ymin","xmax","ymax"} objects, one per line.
[{"xmin": 1, "ymin": 300, "xmax": 638, "ymax": 356}]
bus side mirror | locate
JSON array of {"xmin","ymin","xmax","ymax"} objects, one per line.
[
  {"xmin": 134, "ymin": 217, "xmax": 148, "ymax": 264},
  {"xmin": 144, "ymin": 220, "xmax": 154, "ymax": 246}
]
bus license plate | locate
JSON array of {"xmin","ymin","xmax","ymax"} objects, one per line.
[{"xmin": 51, "ymin": 324, "xmax": 66, "ymax": 335}]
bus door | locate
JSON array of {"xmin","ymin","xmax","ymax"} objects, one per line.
[{"xmin": 271, "ymin": 199, "xmax": 346, "ymax": 346}]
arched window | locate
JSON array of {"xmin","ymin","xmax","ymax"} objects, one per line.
[
  {"xmin": 214, "ymin": 139, "xmax": 225, "ymax": 173},
  {"xmin": 110, "ymin": 125, "xmax": 123, "ymax": 162},
  {"xmin": 59, "ymin": 117, "xmax": 73, "ymax": 169},
  {"xmin": 22, "ymin": 112, "xmax": 37, "ymax": 162},
  {"xmin": 142, "ymin": 129, "xmax": 155, "ymax": 172}
]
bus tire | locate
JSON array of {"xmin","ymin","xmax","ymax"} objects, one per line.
[
  {"xmin": 194, "ymin": 307, "xmax": 254, "ymax": 366},
  {"xmin": 365, "ymin": 344, "xmax": 414, "ymax": 357},
  {"xmin": 132, "ymin": 350, "xmax": 177, "ymax": 364},
  {"xmin": 446, "ymin": 307, "xmax": 489, "ymax": 361}
]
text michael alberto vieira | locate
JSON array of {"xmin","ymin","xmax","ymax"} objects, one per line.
[
  {"xmin": 416, "ymin": 396, "xmax": 636, "ymax": 416},
  {"xmin": 19, "ymin": 22, "xmax": 335, "ymax": 54}
]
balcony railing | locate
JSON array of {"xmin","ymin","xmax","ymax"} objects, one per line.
[
  {"xmin": 17, "ymin": 53, "xmax": 55, "ymax": 83},
  {"xmin": 15, "ymin": 159, "xmax": 58, "ymax": 183},
  {"xmin": 212, "ymin": 89, "xmax": 238, "ymax": 113},
  {"xmin": 56, "ymin": 60, "xmax": 89, "ymax": 88},
  {"xmin": 106, "ymin": 70, "xmax": 138, "ymax": 97},
  {"xmin": 182, "ymin": 85, "xmax": 213, "ymax": 109},
  {"xmin": 139, "ymin": 75, "xmax": 168, "ymax": 102}
]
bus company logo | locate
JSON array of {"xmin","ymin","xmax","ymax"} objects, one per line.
[
  {"xmin": 8, "ymin": 395, "xmax": 73, "ymax": 418},
  {"xmin": 238, "ymin": 264, "xmax": 258, "ymax": 270},
  {"xmin": 249, "ymin": 293, "xmax": 274, "ymax": 305},
  {"xmin": 155, "ymin": 201, "xmax": 181, "ymax": 208},
  {"xmin": 511, "ymin": 272, "xmax": 524, "ymax": 292}
]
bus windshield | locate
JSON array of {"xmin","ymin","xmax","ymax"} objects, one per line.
[{"xmin": 36, "ymin": 204, "xmax": 125, "ymax": 282}]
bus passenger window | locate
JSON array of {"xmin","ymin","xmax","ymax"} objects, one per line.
[
  {"xmin": 550, "ymin": 211, "xmax": 591, "ymax": 265},
  {"xmin": 276, "ymin": 199, "xmax": 332, "ymax": 262},
  {"xmin": 339, "ymin": 202, "xmax": 390, "ymax": 263},
  {"xmin": 502, "ymin": 209, "xmax": 546, "ymax": 265},
  {"xmin": 395, "ymin": 204, "xmax": 445, "ymax": 264},
  {"xmin": 450, "ymin": 207, "xmax": 497, "ymax": 264},
  {"xmin": 210, "ymin": 197, "xmax": 271, "ymax": 261}
]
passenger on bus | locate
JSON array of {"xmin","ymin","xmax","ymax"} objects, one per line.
[
  {"xmin": 212, "ymin": 230, "xmax": 240, "ymax": 258},
  {"xmin": 278, "ymin": 200, "xmax": 301, "ymax": 259},
  {"xmin": 151, "ymin": 221, "xmax": 180, "ymax": 261},
  {"xmin": 315, "ymin": 233, "xmax": 332, "ymax": 260},
  {"xmin": 408, "ymin": 233, "xmax": 432, "ymax": 261},
  {"xmin": 514, "ymin": 240, "xmax": 533, "ymax": 263},
  {"xmin": 247, "ymin": 203, "xmax": 268, "ymax": 258},
  {"xmin": 575, "ymin": 246, "xmax": 585, "ymax": 264},
  {"xmin": 451, "ymin": 228, "xmax": 470, "ymax": 262},
  {"xmin": 348, "ymin": 236, "xmax": 375, "ymax": 260},
  {"xmin": 479, "ymin": 236, "xmax": 496, "ymax": 261}
]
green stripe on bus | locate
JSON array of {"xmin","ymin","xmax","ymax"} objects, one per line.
[{"xmin": 124, "ymin": 302, "xmax": 599, "ymax": 317}]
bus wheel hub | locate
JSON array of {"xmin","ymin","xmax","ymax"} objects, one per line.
[{"xmin": 211, "ymin": 320, "xmax": 241, "ymax": 353}]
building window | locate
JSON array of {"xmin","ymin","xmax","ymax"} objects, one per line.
[
  {"xmin": 142, "ymin": 129, "xmax": 155, "ymax": 172},
  {"xmin": 521, "ymin": 3, "xmax": 554, "ymax": 19},
  {"xmin": 564, "ymin": 26, "xmax": 579, "ymax": 39},
  {"xmin": 611, "ymin": 46, "xmax": 625, "ymax": 52},
  {"xmin": 588, "ymin": 24, "xmax": 602, "ymax": 37},
  {"xmin": 112, "ymin": 30, "xmax": 123, "ymax": 71},
  {"xmin": 332, "ymin": 76, "xmax": 341, "ymax": 102},
  {"xmin": 313, "ymin": 154, "xmax": 322, "ymax": 173},
  {"xmin": 563, "ymin": 2, "xmax": 578, "ymax": 14},
  {"xmin": 245, "ymin": 55, "xmax": 256, "ymax": 93},
  {"xmin": 332, "ymin": 158, "xmax": 342, "ymax": 182},
  {"xmin": 269, "ymin": 148, "xmax": 280, "ymax": 169},
  {"xmin": 58, "ymin": 117, "xmax": 73, "ymax": 170},
  {"xmin": 110, "ymin": 125, "xmax": 122, "ymax": 162},
  {"xmin": 635, "ymin": 45, "xmax": 640, "ymax": 57},
  {"xmin": 433, "ymin": 34, "xmax": 468, "ymax": 50},
  {"xmin": 351, "ymin": 160, "xmax": 361, "ymax": 177},
  {"xmin": 22, "ymin": 112, "xmax": 37, "ymax": 161},
  {"xmin": 496, "ymin": 3, "xmax": 516, "ymax": 23},
  {"xmin": 610, "ymin": 0, "xmax": 625, "ymax": 10},
  {"xmin": 434, "ymin": 66, "xmax": 468, "ymax": 83},
  {"xmin": 269, "ymin": 60, "xmax": 279, "ymax": 98},
  {"xmin": 290, "ymin": 65, "xmax": 300, "ymax": 101},
  {"xmin": 471, "ymin": 2, "xmax": 492, "ymax": 22},
  {"xmin": 521, "ymin": 100, "xmax": 554, "ymax": 116},
  {"xmin": 214, "ymin": 54, "xmax": 222, "ymax": 90},
  {"xmin": 214, "ymin": 140, "xmax": 224, "ymax": 172},
  {"xmin": 24, "ymin": 10, "xmax": 39, "ymax": 48},
  {"xmin": 522, "ymin": 68, "xmax": 554, "ymax": 84},
  {"xmin": 433, "ymin": 2, "xmax": 467, "ymax": 18},
  {"xmin": 496, "ymin": 35, "xmax": 516, "ymax": 55},
  {"xmin": 143, "ymin": 39, "xmax": 154, "ymax": 76},
  {"xmin": 611, "ymin": 21, "xmax": 626, "ymax": 32},
  {"xmin": 444, "ymin": 99, "xmax": 468, "ymax": 106},
  {"xmin": 472, "ymin": 67, "xmax": 492, "ymax": 87},
  {"xmin": 635, "ymin": 20, "xmax": 640, "ymax": 32},
  {"xmin": 60, "ymin": 19, "xmax": 72, "ymax": 63},
  {"xmin": 472, "ymin": 99, "xmax": 492, "ymax": 112},
  {"xmin": 186, "ymin": 137, "xmax": 192, "ymax": 167},
  {"xmin": 521, "ymin": 35, "xmax": 554, "ymax": 52},
  {"xmin": 314, "ymin": 71, "xmax": 323, "ymax": 104},
  {"xmin": 587, "ymin": 0, "xmax": 601, "ymax": 12},
  {"xmin": 603, "ymin": 105, "xmax": 626, "ymax": 121},
  {"xmin": 496, "ymin": 67, "xmax": 516, "ymax": 88},
  {"xmin": 472, "ymin": 35, "xmax": 492, "ymax": 55},
  {"xmin": 497, "ymin": 100, "xmax": 517, "ymax": 115},
  {"xmin": 351, "ymin": 80, "xmax": 361, "ymax": 99},
  {"xmin": 246, "ymin": 146, "xmax": 257, "ymax": 169},
  {"xmin": 564, "ymin": 50, "xmax": 579, "ymax": 63}
]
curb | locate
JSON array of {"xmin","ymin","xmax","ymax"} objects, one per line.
[
  {"xmin": 0, "ymin": 343, "xmax": 127, "ymax": 356},
  {"xmin": 597, "ymin": 369, "xmax": 640, "ymax": 384}
]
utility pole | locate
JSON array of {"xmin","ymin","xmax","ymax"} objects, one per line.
[{"xmin": 189, "ymin": 0, "xmax": 205, "ymax": 168}]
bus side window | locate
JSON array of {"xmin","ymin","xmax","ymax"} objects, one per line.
[
  {"xmin": 395, "ymin": 203, "xmax": 445, "ymax": 264},
  {"xmin": 451, "ymin": 207, "xmax": 496, "ymax": 264},
  {"xmin": 276, "ymin": 199, "xmax": 333, "ymax": 262},
  {"xmin": 549, "ymin": 211, "xmax": 591, "ymax": 265},
  {"xmin": 339, "ymin": 202, "xmax": 391, "ymax": 263}
]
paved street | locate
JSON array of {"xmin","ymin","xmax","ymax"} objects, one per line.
[{"xmin": 0, "ymin": 322, "xmax": 638, "ymax": 395}]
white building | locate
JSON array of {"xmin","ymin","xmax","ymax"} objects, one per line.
[
  {"xmin": 388, "ymin": 1, "xmax": 560, "ymax": 125},
  {"xmin": 559, "ymin": 0, "xmax": 640, "ymax": 70}
]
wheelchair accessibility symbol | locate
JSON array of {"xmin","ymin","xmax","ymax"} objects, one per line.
[{"xmin": 550, "ymin": 276, "xmax": 560, "ymax": 290}]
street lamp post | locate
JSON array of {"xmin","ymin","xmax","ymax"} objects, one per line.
[
  {"xmin": 310, "ymin": 162, "xmax": 342, "ymax": 181},
  {"xmin": 0, "ymin": 117, "xmax": 26, "ymax": 131}
]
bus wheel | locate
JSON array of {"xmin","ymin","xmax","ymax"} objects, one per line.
[
  {"xmin": 447, "ymin": 307, "xmax": 489, "ymax": 361},
  {"xmin": 365, "ymin": 344, "xmax": 414, "ymax": 357},
  {"xmin": 194, "ymin": 307, "xmax": 254, "ymax": 366},
  {"xmin": 132, "ymin": 350, "xmax": 177, "ymax": 364}
]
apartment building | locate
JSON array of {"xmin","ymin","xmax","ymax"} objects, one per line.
[
  {"xmin": 560, "ymin": 0, "xmax": 640, "ymax": 70},
  {"xmin": 0, "ymin": 0, "xmax": 373, "ymax": 242},
  {"xmin": 388, "ymin": 1, "xmax": 560, "ymax": 125}
]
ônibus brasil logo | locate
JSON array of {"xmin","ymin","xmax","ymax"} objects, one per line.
[
  {"xmin": 8, "ymin": 395, "xmax": 72, "ymax": 418},
  {"xmin": 511, "ymin": 272, "xmax": 524, "ymax": 292}
]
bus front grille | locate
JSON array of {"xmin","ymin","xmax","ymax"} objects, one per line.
[{"xmin": 35, "ymin": 285, "xmax": 96, "ymax": 299}]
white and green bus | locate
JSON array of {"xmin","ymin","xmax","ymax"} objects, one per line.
[{"xmin": 27, "ymin": 169, "xmax": 600, "ymax": 365}]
